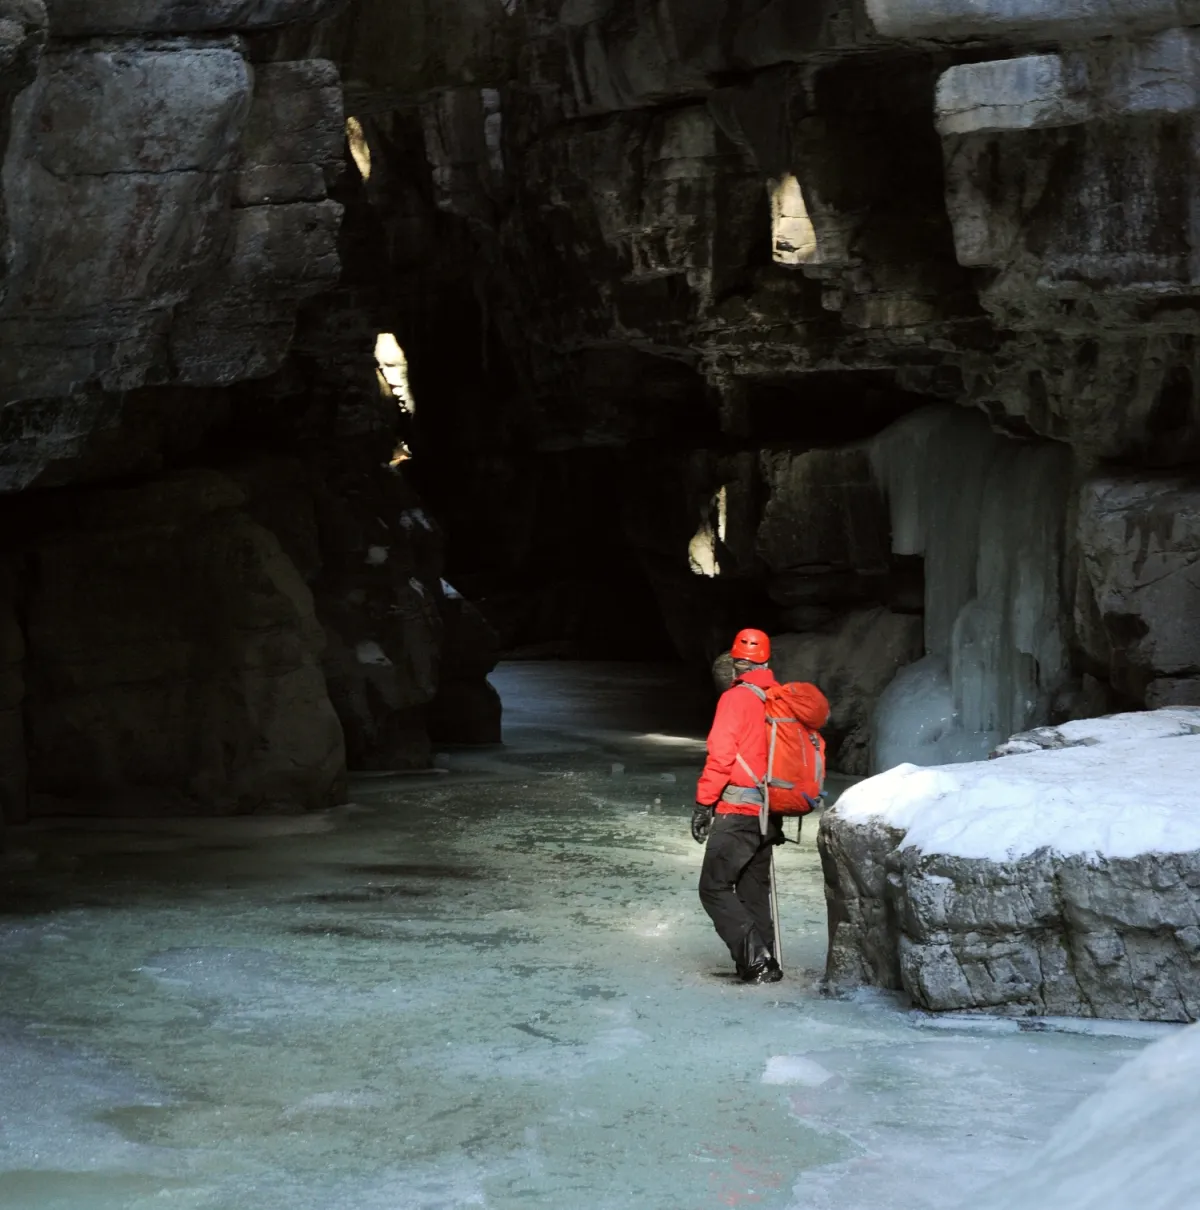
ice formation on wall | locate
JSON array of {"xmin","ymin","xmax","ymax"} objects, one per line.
[{"xmin": 869, "ymin": 407, "xmax": 1072, "ymax": 771}]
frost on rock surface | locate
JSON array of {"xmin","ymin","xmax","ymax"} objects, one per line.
[
  {"xmin": 819, "ymin": 709, "xmax": 1200, "ymax": 1021},
  {"xmin": 974, "ymin": 1022, "xmax": 1200, "ymax": 1210},
  {"xmin": 868, "ymin": 408, "xmax": 1073, "ymax": 773}
]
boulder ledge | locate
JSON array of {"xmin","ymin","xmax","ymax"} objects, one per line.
[{"xmin": 818, "ymin": 709, "xmax": 1200, "ymax": 1021}]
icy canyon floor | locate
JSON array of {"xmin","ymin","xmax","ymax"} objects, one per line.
[{"xmin": 0, "ymin": 664, "xmax": 1178, "ymax": 1210}]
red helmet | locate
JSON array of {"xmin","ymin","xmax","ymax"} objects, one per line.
[{"xmin": 730, "ymin": 628, "xmax": 770, "ymax": 662}]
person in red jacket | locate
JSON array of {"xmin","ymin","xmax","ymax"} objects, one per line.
[{"xmin": 691, "ymin": 628, "xmax": 783, "ymax": 984}]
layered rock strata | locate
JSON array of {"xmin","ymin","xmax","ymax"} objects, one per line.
[
  {"xmin": 351, "ymin": 0, "xmax": 1200, "ymax": 771},
  {"xmin": 0, "ymin": 0, "xmax": 497, "ymax": 825},
  {"xmin": 8, "ymin": 0, "xmax": 1200, "ymax": 813}
]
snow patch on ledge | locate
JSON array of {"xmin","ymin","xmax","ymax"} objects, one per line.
[
  {"xmin": 835, "ymin": 723, "xmax": 1200, "ymax": 862},
  {"xmin": 994, "ymin": 706, "xmax": 1200, "ymax": 755}
]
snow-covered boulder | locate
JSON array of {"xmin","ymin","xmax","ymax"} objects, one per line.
[
  {"xmin": 818, "ymin": 710, "xmax": 1200, "ymax": 1021},
  {"xmin": 973, "ymin": 1022, "xmax": 1200, "ymax": 1210}
]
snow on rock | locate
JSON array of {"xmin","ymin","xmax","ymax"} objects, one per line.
[
  {"xmin": 819, "ymin": 710, "xmax": 1200, "ymax": 1022},
  {"xmin": 973, "ymin": 1022, "xmax": 1200, "ymax": 1210},
  {"xmin": 836, "ymin": 737, "xmax": 1200, "ymax": 863},
  {"xmin": 365, "ymin": 545, "xmax": 389, "ymax": 566},
  {"xmin": 994, "ymin": 706, "xmax": 1200, "ymax": 756}
]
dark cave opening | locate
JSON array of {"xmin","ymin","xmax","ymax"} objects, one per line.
[
  {"xmin": 742, "ymin": 371, "xmax": 931, "ymax": 444},
  {"xmin": 424, "ymin": 445, "xmax": 683, "ymax": 663}
]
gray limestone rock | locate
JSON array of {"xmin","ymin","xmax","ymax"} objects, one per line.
[
  {"xmin": 22, "ymin": 470, "xmax": 346, "ymax": 814},
  {"xmin": 818, "ymin": 811, "xmax": 907, "ymax": 990},
  {"xmin": 772, "ymin": 609, "xmax": 923, "ymax": 775},
  {"xmin": 0, "ymin": 40, "xmax": 344, "ymax": 415},
  {"xmin": 0, "ymin": 42, "xmax": 252, "ymax": 401},
  {"xmin": 1076, "ymin": 475, "xmax": 1200, "ymax": 703},
  {"xmin": 936, "ymin": 55, "xmax": 1089, "ymax": 136},
  {"xmin": 319, "ymin": 575, "xmax": 442, "ymax": 772},
  {"xmin": 822, "ymin": 816, "xmax": 1200, "ymax": 1021},
  {"xmin": 170, "ymin": 58, "xmax": 345, "ymax": 384},
  {"xmin": 45, "ymin": 0, "xmax": 340, "ymax": 36},
  {"xmin": 235, "ymin": 60, "xmax": 345, "ymax": 207},
  {"xmin": 527, "ymin": 0, "xmax": 873, "ymax": 117},
  {"xmin": 757, "ymin": 449, "xmax": 891, "ymax": 577},
  {"xmin": 819, "ymin": 711, "xmax": 1200, "ymax": 1021},
  {"xmin": 302, "ymin": 0, "xmax": 517, "ymax": 111},
  {"xmin": 170, "ymin": 198, "xmax": 344, "ymax": 384},
  {"xmin": 429, "ymin": 586, "xmax": 502, "ymax": 746},
  {"xmin": 0, "ymin": 1, "xmax": 45, "ymax": 82},
  {"xmin": 866, "ymin": 0, "xmax": 1200, "ymax": 43}
]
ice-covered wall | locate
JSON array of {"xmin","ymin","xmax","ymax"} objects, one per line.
[{"xmin": 868, "ymin": 409, "xmax": 1073, "ymax": 770}]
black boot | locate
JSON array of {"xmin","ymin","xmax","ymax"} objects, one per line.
[
  {"xmin": 737, "ymin": 932, "xmax": 783, "ymax": 984},
  {"xmin": 741, "ymin": 956, "xmax": 783, "ymax": 984}
]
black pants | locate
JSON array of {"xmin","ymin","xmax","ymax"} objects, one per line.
[{"xmin": 698, "ymin": 812, "xmax": 784, "ymax": 970}]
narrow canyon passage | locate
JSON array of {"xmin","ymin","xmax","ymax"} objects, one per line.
[
  {"xmin": 0, "ymin": 664, "xmax": 1162, "ymax": 1210},
  {"xmin": 2, "ymin": 2, "xmax": 1200, "ymax": 1205}
]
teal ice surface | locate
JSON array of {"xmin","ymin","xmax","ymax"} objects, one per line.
[{"xmin": 0, "ymin": 664, "xmax": 1165, "ymax": 1210}]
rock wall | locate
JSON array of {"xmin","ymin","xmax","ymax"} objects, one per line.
[
  {"xmin": 6, "ymin": 0, "xmax": 1200, "ymax": 815},
  {"xmin": 18, "ymin": 471, "xmax": 345, "ymax": 814},
  {"xmin": 0, "ymin": 13, "xmax": 344, "ymax": 446},
  {"xmin": 819, "ymin": 708, "xmax": 1200, "ymax": 1021},
  {"xmin": 0, "ymin": 0, "xmax": 500, "ymax": 828},
  {"xmin": 326, "ymin": 0, "xmax": 1200, "ymax": 771}
]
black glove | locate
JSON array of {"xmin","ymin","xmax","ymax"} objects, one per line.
[{"xmin": 691, "ymin": 803, "xmax": 714, "ymax": 844}]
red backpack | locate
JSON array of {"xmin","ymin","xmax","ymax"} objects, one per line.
[{"xmin": 736, "ymin": 681, "xmax": 830, "ymax": 815}]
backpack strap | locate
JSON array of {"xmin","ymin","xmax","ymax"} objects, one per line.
[
  {"xmin": 735, "ymin": 752, "xmax": 765, "ymax": 790},
  {"xmin": 733, "ymin": 681, "xmax": 768, "ymax": 791},
  {"xmin": 733, "ymin": 680, "xmax": 773, "ymax": 836}
]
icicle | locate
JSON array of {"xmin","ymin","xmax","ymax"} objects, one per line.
[{"xmin": 868, "ymin": 407, "xmax": 1072, "ymax": 771}]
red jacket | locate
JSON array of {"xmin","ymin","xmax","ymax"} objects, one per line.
[{"xmin": 696, "ymin": 668, "xmax": 775, "ymax": 815}]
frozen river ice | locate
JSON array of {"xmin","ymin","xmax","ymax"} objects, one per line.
[{"xmin": 0, "ymin": 663, "xmax": 1176, "ymax": 1210}]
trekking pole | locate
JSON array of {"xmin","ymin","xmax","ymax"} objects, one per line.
[
  {"xmin": 759, "ymin": 799, "xmax": 783, "ymax": 970},
  {"xmin": 769, "ymin": 844, "xmax": 783, "ymax": 970}
]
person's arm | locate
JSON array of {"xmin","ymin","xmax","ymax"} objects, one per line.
[{"xmin": 695, "ymin": 689, "xmax": 743, "ymax": 806}]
